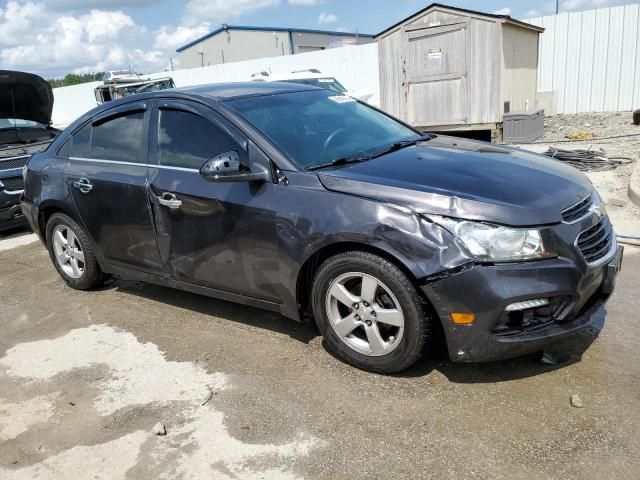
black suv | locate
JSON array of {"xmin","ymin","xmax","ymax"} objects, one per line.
[
  {"xmin": 22, "ymin": 83, "xmax": 623, "ymax": 373},
  {"xmin": 1, "ymin": 71, "xmax": 59, "ymax": 231}
]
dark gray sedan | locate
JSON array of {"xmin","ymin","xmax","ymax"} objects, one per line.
[{"xmin": 21, "ymin": 82, "xmax": 622, "ymax": 373}]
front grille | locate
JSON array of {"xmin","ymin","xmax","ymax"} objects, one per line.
[
  {"xmin": 562, "ymin": 195, "xmax": 592, "ymax": 223},
  {"xmin": 0, "ymin": 176, "xmax": 24, "ymax": 191},
  {"xmin": 0, "ymin": 155, "xmax": 30, "ymax": 171},
  {"xmin": 576, "ymin": 217, "xmax": 613, "ymax": 264}
]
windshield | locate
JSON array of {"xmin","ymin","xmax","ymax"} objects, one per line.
[
  {"xmin": 282, "ymin": 78, "xmax": 348, "ymax": 94},
  {"xmin": 228, "ymin": 90, "xmax": 419, "ymax": 169}
]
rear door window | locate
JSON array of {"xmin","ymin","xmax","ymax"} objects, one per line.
[
  {"xmin": 157, "ymin": 109, "xmax": 241, "ymax": 170},
  {"xmin": 91, "ymin": 111, "xmax": 145, "ymax": 163}
]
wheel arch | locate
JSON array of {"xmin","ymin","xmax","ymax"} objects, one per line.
[
  {"xmin": 37, "ymin": 201, "xmax": 82, "ymax": 245},
  {"xmin": 295, "ymin": 241, "xmax": 426, "ymax": 319}
]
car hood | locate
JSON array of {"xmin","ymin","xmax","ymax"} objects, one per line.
[
  {"xmin": 0, "ymin": 70, "xmax": 54, "ymax": 125},
  {"xmin": 317, "ymin": 136, "xmax": 593, "ymax": 226}
]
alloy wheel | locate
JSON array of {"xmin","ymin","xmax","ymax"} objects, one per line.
[
  {"xmin": 52, "ymin": 224, "xmax": 85, "ymax": 279},
  {"xmin": 325, "ymin": 272, "xmax": 405, "ymax": 356}
]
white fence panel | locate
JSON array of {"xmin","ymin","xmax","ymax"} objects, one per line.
[
  {"xmin": 525, "ymin": 3, "xmax": 640, "ymax": 114},
  {"xmin": 52, "ymin": 43, "xmax": 379, "ymax": 127}
]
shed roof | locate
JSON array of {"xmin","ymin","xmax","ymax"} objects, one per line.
[
  {"xmin": 176, "ymin": 25, "xmax": 374, "ymax": 53},
  {"xmin": 375, "ymin": 3, "xmax": 544, "ymax": 38}
]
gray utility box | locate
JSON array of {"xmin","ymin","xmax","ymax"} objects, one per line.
[{"xmin": 503, "ymin": 108, "xmax": 544, "ymax": 143}]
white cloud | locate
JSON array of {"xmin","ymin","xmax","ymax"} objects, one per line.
[
  {"xmin": 318, "ymin": 12, "xmax": 338, "ymax": 24},
  {"xmin": 0, "ymin": 0, "xmax": 293, "ymax": 77},
  {"xmin": 288, "ymin": 0, "xmax": 321, "ymax": 5},
  {"xmin": 0, "ymin": 4, "xmax": 163, "ymax": 77},
  {"xmin": 494, "ymin": 7, "xmax": 512, "ymax": 15},
  {"xmin": 154, "ymin": 24, "xmax": 211, "ymax": 51},
  {"xmin": 0, "ymin": 1, "xmax": 47, "ymax": 47},
  {"xmin": 182, "ymin": 0, "xmax": 280, "ymax": 27},
  {"xmin": 46, "ymin": 0, "xmax": 161, "ymax": 9}
]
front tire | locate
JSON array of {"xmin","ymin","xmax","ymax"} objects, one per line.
[
  {"xmin": 46, "ymin": 213, "xmax": 105, "ymax": 290},
  {"xmin": 312, "ymin": 251, "xmax": 432, "ymax": 373}
]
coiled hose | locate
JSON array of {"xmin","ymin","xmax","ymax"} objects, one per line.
[{"xmin": 544, "ymin": 146, "xmax": 634, "ymax": 172}]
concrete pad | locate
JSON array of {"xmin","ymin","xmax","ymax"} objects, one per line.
[
  {"xmin": 0, "ymin": 232, "xmax": 38, "ymax": 253},
  {"xmin": 2, "ymin": 240, "xmax": 640, "ymax": 479}
]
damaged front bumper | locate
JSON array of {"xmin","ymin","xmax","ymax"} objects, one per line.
[{"xmin": 422, "ymin": 245, "xmax": 624, "ymax": 362}]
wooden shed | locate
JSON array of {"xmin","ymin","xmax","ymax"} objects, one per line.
[{"xmin": 376, "ymin": 3, "xmax": 544, "ymax": 140}]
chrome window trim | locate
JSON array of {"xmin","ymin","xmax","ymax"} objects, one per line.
[
  {"xmin": 69, "ymin": 156, "xmax": 199, "ymax": 173},
  {"xmin": 149, "ymin": 164, "xmax": 200, "ymax": 173}
]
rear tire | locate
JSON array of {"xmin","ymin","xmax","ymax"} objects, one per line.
[
  {"xmin": 312, "ymin": 251, "xmax": 432, "ymax": 373},
  {"xmin": 46, "ymin": 213, "xmax": 105, "ymax": 290}
]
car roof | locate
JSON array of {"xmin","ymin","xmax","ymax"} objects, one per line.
[
  {"xmin": 176, "ymin": 81, "xmax": 318, "ymax": 101},
  {"xmin": 58, "ymin": 81, "xmax": 323, "ymax": 141}
]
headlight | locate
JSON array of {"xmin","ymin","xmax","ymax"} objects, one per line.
[{"xmin": 429, "ymin": 216, "xmax": 556, "ymax": 262}]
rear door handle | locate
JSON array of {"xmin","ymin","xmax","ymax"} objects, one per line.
[
  {"xmin": 156, "ymin": 192, "xmax": 182, "ymax": 209},
  {"xmin": 72, "ymin": 177, "xmax": 93, "ymax": 194}
]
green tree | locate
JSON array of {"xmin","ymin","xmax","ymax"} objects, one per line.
[{"xmin": 48, "ymin": 72, "xmax": 105, "ymax": 88}]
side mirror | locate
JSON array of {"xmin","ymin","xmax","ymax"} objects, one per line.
[{"xmin": 200, "ymin": 151, "xmax": 269, "ymax": 183}]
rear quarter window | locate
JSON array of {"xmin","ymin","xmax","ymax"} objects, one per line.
[
  {"xmin": 57, "ymin": 138, "xmax": 71, "ymax": 157},
  {"xmin": 72, "ymin": 123, "xmax": 91, "ymax": 158}
]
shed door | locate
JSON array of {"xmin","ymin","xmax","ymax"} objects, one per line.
[{"xmin": 404, "ymin": 23, "xmax": 468, "ymax": 126}]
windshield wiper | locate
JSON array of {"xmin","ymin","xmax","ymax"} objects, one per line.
[
  {"xmin": 307, "ymin": 155, "xmax": 371, "ymax": 171},
  {"xmin": 368, "ymin": 134, "xmax": 435, "ymax": 159},
  {"xmin": 307, "ymin": 134, "xmax": 434, "ymax": 171}
]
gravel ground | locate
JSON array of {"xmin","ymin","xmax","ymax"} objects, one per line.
[{"xmin": 516, "ymin": 111, "xmax": 640, "ymax": 237}]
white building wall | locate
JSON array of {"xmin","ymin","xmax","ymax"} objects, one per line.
[
  {"xmin": 525, "ymin": 3, "xmax": 640, "ymax": 114},
  {"xmin": 52, "ymin": 43, "xmax": 379, "ymax": 127}
]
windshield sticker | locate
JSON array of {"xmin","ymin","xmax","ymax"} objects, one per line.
[
  {"xmin": 319, "ymin": 79, "xmax": 333, "ymax": 83},
  {"xmin": 328, "ymin": 95, "xmax": 355, "ymax": 104}
]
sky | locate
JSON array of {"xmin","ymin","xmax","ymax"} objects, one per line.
[{"xmin": 0, "ymin": 0, "xmax": 636, "ymax": 78}]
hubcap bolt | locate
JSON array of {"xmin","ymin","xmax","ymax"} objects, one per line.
[
  {"xmin": 355, "ymin": 315, "xmax": 360, "ymax": 321},
  {"xmin": 366, "ymin": 320, "xmax": 372, "ymax": 326},
  {"xmin": 353, "ymin": 303, "xmax": 360, "ymax": 309},
  {"xmin": 371, "ymin": 310, "xmax": 376, "ymax": 317}
]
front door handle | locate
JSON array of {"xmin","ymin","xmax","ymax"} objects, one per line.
[
  {"xmin": 156, "ymin": 192, "xmax": 182, "ymax": 209},
  {"xmin": 72, "ymin": 177, "xmax": 93, "ymax": 194}
]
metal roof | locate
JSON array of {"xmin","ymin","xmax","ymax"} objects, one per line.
[
  {"xmin": 375, "ymin": 3, "xmax": 545, "ymax": 38},
  {"xmin": 176, "ymin": 25, "xmax": 374, "ymax": 52}
]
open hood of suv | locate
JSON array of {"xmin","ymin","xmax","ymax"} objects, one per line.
[{"xmin": 0, "ymin": 70, "xmax": 54, "ymax": 125}]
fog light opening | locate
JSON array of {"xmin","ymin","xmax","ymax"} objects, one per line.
[{"xmin": 505, "ymin": 299, "xmax": 549, "ymax": 312}]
